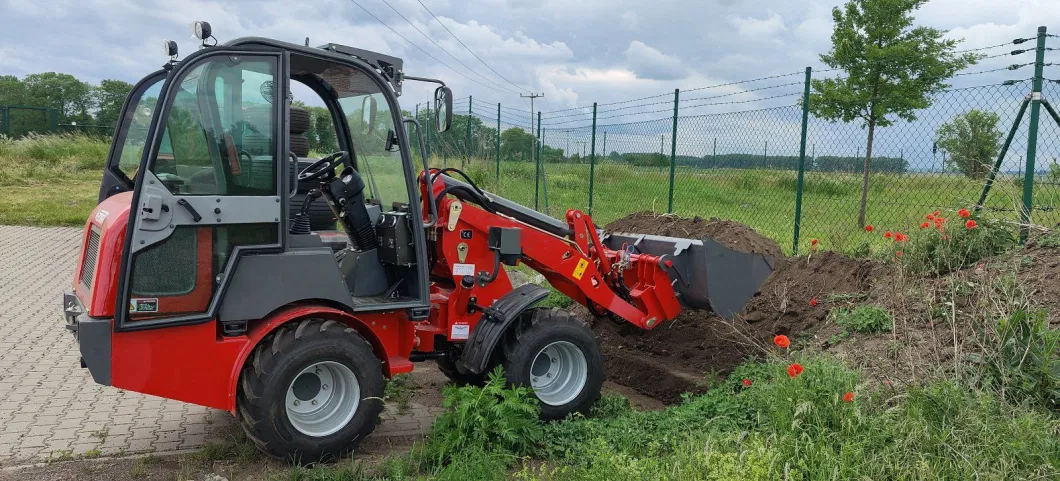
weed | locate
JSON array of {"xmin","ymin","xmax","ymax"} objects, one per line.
[
  {"xmin": 90, "ymin": 427, "xmax": 109, "ymax": 443},
  {"xmin": 384, "ymin": 374, "xmax": 418, "ymax": 415},
  {"xmin": 80, "ymin": 448, "xmax": 102, "ymax": 459},
  {"xmin": 423, "ymin": 367, "xmax": 541, "ymax": 463},
  {"xmin": 589, "ymin": 394, "xmax": 634, "ymax": 419},
  {"xmin": 1039, "ymin": 230, "xmax": 1060, "ymax": 248},
  {"xmin": 830, "ymin": 304, "xmax": 894, "ymax": 333},
  {"xmin": 978, "ymin": 309, "xmax": 1060, "ymax": 411},
  {"xmin": 898, "ymin": 214, "xmax": 1016, "ymax": 275},
  {"xmin": 45, "ymin": 449, "xmax": 74, "ymax": 464}
]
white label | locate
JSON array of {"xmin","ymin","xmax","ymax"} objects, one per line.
[
  {"xmin": 451, "ymin": 323, "xmax": 470, "ymax": 340},
  {"xmin": 453, "ymin": 263, "xmax": 475, "ymax": 276},
  {"xmin": 94, "ymin": 209, "xmax": 109, "ymax": 224},
  {"xmin": 129, "ymin": 298, "xmax": 158, "ymax": 313}
]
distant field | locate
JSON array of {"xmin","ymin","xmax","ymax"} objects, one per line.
[{"xmin": 2, "ymin": 134, "xmax": 1054, "ymax": 254}]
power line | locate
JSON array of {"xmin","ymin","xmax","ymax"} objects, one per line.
[
  {"xmin": 415, "ymin": 0, "xmax": 531, "ymax": 94},
  {"xmin": 347, "ymin": 0, "xmax": 518, "ymax": 95},
  {"xmin": 378, "ymin": 0, "xmax": 521, "ymax": 95}
]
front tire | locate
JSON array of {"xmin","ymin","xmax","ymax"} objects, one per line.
[
  {"xmin": 237, "ymin": 319, "xmax": 385, "ymax": 463},
  {"xmin": 502, "ymin": 308, "xmax": 604, "ymax": 421}
]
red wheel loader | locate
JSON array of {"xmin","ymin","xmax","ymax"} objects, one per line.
[{"xmin": 62, "ymin": 24, "xmax": 775, "ymax": 461}]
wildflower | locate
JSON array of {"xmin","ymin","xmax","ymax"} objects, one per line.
[
  {"xmin": 921, "ymin": 221, "xmax": 930, "ymax": 228},
  {"xmin": 958, "ymin": 208, "xmax": 971, "ymax": 218},
  {"xmin": 811, "ymin": 238, "xmax": 818, "ymax": 246},
  {"xmin": 926, "ymin": 214, "xmax": 935, "ymax": 221},
  {"xmin": 865, "ymin": 225, "xmax": 874, "ymax": 232},
  {"xmin": 774, "ymin": 334, "xmax": 791, "ymax": 349},
  {"xmin": 884, "ymin": 231, "xmax": 893, "ymax": 239},
  {"xmin": 787, "ymin": 363, "xmax": 804, "ymax": 378},
  {"xmin": 895, "ymin": 251, "xmax": 902, "ymax": 257},
  {"xmin": 810, "ymin": 298, "xmax": 818, "ymax": 307},
  {"xmin": 843, "ymin": 392, "xmax": 855, "ymax": 402},
  {"xmin": 934, "ymin": 210, "xmax": 941, "ymax": 217},
  {"xmin": 742, "ymin": 379, "xmax": 753, "ymax": 387},
  {"xmin": 965, "ymin": 219, "xmax": 978, "ymax": 230},
  {"xmin": 894, "ymin": 233, "xmax": 908, "ymax": 242}
]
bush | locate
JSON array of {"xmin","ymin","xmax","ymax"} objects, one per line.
[
  {"xmin": 898, "ymin": 211, "xmax": 1016, "ymax": 275},
  {"xmin": 425, "ymin": 367, "xmax": 542, "ymax": 462},
  {"xmin": 830, "ymin": 304, "xmax": 894, "ymax": 333},
  {"xmin": 978, "ymin": 310, "xmax": 1060, "ymax": 411}
]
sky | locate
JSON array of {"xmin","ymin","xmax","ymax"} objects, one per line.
[{"xmin": 2, "ymin": 0, "xmax": 1059, "ymax": 167}]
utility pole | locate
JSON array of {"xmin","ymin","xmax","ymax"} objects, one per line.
[
  {"xmin": 521, "ymin": 92, "xmax": 544, "ymax": 137},
  {"xmin": 576, "ymin": 141, "xmax": 588, "ymax": 158},
  {"xmin": 602, "ymin": 132, "xmax": 607, "ymax": 159}
]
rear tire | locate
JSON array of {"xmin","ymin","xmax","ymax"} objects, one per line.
[
  {"xmin": 237, "ymin": 319, "xmax": 384, "ymax": 463},
  {"xmin": 502, "ymin": 307, "xmax": 604, "ymax": 421}
]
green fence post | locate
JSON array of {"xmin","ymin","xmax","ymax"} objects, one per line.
[
  {"xmin": 49, "ymin": 108, "xmax": 58, "ymax": 132},
  {"xmin": 535, "ymin": 111, "xmax": 542, "ymax": 211},
  {"xmin": 496, "ymin": 103, "xmax": 501, "ymax": 186},
  {"xmin": 667, "ymin": 89, "xmax": 679, "ymax": 213},
  {"xmin": 793, "ymin": 67, "xmax": 812, "ymax": 254},
  {"xmin": 1020, "ymin": 26, "xmax": 1047, "ymax": 242},
  {"xmin": 0, "ymin": 106, "xmax": 8, "ymax": 136},
  {"xmin": 712, "ymin": 137, "xmax": 717, "ymax": 165},
  {"xmin": 977, "ymin": 98, "xmax": 1030, "ymax": 211},
  {"xmin": 541, "ymin": 127, "xmax": 550, "ymax": 215},
  {"xmin": 589, "ymin": 103, "xmax": 598, "ymax": 216},
  {"xmin": 425, "ymin": 116, "xmax": 431, "ymax": 165}
]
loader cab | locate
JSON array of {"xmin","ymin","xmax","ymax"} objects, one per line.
[{"xmin": 95, "ymin": 37, "xmax": 442, "ymax": 332}]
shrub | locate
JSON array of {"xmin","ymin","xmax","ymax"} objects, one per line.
[
  {"xmin": 978, "ymin": 310, "xmax": 1060, "ymax": 411},
  {"xmin": 830, "ymin": 304, "xmax": 894, "ymax": 333},
  {"xmin": 425, "ymin": 367, "xmax": 542, "ymax": 462},
  {"xmin": 898, "ymin": 212, "xmax": 1016, "ymax": 275}
]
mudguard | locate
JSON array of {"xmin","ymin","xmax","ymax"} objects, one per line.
[{"xmin": 459, "ymin": 283, "xmax": 549, "ymax": 374}]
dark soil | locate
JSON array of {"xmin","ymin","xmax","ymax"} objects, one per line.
[
  {"xmin": 586, "ymin": 212, "xmax": 879, "ymax": 403},
  {"xmin": 604, "ymin": 211, "xmax": 784, "ymax": 258}
]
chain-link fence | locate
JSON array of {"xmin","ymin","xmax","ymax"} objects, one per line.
[{"xmin": 410, "ymin": 27, "xmax": 1060, "ymax": 254}]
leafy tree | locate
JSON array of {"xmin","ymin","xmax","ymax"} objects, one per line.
[
  {"xmin": 935, "ymin": 109, "xmax": 1003, "ymax": 179},
  {"xmin": 500, "ymin": 127, "xmax": 536, "ymax": 162},
  {"xmin": 0, "ymin": 75, "xmax": 26, "ymax": 106},
  {"xmin": 22, "ymin": 72, "xmax": 95, "ymax": 121},
  {"xmin": 94, "ymin": 79, "xmax": 133, "ymax": 129},
  {"xmin": 810, "ymin": 0, "xmax": 979, "ymax": 227}
]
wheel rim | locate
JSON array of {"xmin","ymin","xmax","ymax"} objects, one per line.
[
  {"xmin": 285, "ymin": 361, "xmax": 360, "ymax": 437},
  {"xmin": 530, "ymin": 341, "xmax": 588, "ymax": 406}
]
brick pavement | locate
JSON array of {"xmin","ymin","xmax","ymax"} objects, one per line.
[{"xmin": 0, "ymin": 225, "xmax": 442, "ymax": 466}]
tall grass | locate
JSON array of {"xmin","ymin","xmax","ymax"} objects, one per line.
[{"xmin": 0, "ymin": 134, "xmax": 108, "ymax": 226}]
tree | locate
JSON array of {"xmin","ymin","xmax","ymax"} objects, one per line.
[
  {"xmin": 500, "ymin": 127, "xmax": 536, "ymax": 162},
  {"xmin": 809, "ymin": 0, "xmax": 979, "ymax": 227},
  {"xmin": 22, "ymin": 72, "xmax": 95, "ymax": 121},
  {"xmin": 935, "ymin": 110, "xmax": 1002, "ymax": 179},
  {"xmin": 94, "ymin": 79, "xmax": 133, "ymax": 129}
]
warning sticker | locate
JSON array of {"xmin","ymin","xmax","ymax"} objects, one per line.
[
  {"xmin": 453, "ymin": 263, "xmax": 475, "ymax": 276},
  {"xmin": 451, "ymin": 323, "xmax": 470, "ymax": 340},
  {"xmin": 94, "ymin": 209, "xmax": 109, "ymax": 224},
  {"xmin": 129, "ymin": 298, "xmax": 158, "ymax": 313},
  {"xmin": 572, "ymin": 258, "xmax": 589, "ymax": 280}
]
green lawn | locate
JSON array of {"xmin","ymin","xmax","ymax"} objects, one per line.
[{"xmin": 3, "ymin": 134, "xmax": 1055, "ymax": 257}]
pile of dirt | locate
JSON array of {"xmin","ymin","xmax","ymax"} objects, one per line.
[
  {"xmin": 604, "ymin": 211, "xmax": 784, "ymax": 258},
  {"xmin": 583, "ymin": 212, "xmax": 878, "ymax": 403}
]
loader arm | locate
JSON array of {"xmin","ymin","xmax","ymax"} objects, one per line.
[{"xmin": 424, "ymin": 171, "xmax": 683, "ymax": 330}]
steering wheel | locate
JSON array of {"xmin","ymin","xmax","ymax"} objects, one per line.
[{"xmin": 297, "ymin": 151, "xmax": 350, "ymax": 182}]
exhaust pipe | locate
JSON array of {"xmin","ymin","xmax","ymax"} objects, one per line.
[{"xmin": 603, "ymin": 232, "xmax": 776, "ymax": 319}]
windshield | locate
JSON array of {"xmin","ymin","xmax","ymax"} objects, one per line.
[{"xmin": 328, "ymin": 66, "xmax": 409, "ymax": 208}]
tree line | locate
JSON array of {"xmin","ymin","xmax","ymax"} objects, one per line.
[{"xmin": 0, "ymin": 72, "xmax": 132, "ymax": 135}]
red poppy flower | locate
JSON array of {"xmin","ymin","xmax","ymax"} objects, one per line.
[
  {"xmin": 926, "ymin": 214, "xmax": 935, "ymax": 221},
  {"xmin": 865, "ymin": 225, "xmax": 874, "ymax": 232},
  {"xmin": 895, "ymin": 250, "xmax": 902, "ymax": 257},
  {"xmin": 884, "ymin": 231, "xmax": 893, "ymax": 239},
  {"xmin": 895, "ymin": 233, "xmax": 908, "ymax": 242},
  {"xmin": 774, "ymin": 334, "xmax": 791, "ymax": 349},
  {"xmin": 742, "ymin": 379, "xmax": 753, "ymax": 387},
  {"xmin": 811, "ymin": 238, "xmax": 818, "ymax": 246},
  {"xmin": 920, "ymin": 221, "xmax": 930, "ymax": 228},
  {"xmin": 933, "ymin": 210, "xmax": 941, "ymax": 217},
  {"xmin": 958, "ymin": 208, "xmax": 971, "ymax": 218},
  {"xmin": 843, "ymin": 392, "xmax": 855, "ymax": 402},
  {"xmin": 966, "ymin": 219, "xmax": 977, "ymax": 230},
  {"xmin": 810, "ymin": 298, "xmax": 818, "ymax": 307},
  {"xmin": 787, "ymin": 363, "xmax": 804, "ymax": 378}
]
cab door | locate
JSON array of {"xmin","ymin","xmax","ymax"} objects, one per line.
[
  {"xmin": 97, "ymin": 70, "xmax": 166, "ymax": 202},
  {"xmin": 115, "ymin": 48, "xmax": 289, "ymax": 331}
]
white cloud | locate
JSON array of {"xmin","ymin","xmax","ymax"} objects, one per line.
[
  {"xmin": 728, "ymin": 12, "xmax": 787, "ymax": 39},
  {"xmin": 623, "ymin": 41, "xmax": 688, "ymax": 81}
]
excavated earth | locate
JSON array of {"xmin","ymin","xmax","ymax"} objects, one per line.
[{"xmin": 580, "ymin": 211, "xmax": 878, "ymax": 403}]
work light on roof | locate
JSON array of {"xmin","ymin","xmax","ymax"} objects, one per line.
[
  {"xmin": 162, "ymin": 39, "xmax": 178, "ymax": 59},
  {"xmin": 193, "ymin": 21, "xmax": 212, "ymax": 40}
]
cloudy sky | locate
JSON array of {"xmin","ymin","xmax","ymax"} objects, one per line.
[{"xmin": 2, "ymin": 0, "xmax": 1059, "ymax": 164}]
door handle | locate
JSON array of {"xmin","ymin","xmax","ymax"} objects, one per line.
[{"xmin": 177, "ymin": 199, "xmax": 203, "ymax": 222}]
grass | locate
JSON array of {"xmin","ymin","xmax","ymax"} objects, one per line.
[
  {"xmin": 829, "ymin": 304, "xmax": 894, "ymax": 333},
  {"xmin": 0, "ymin": 134, "xmax": 106, "ymax": 226}
]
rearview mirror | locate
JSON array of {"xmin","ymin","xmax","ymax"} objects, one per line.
[
  {"xmin": 361, "ymin": 96, "xmax": 378, "ymax": 135},
  {"xmin": 434, "ymin": 86, "xmax": 452, "ymax": 133}
]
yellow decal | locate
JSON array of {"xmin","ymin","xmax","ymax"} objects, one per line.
[{"xmin": 572, "ymin": 258, "xmax": 589, "ymax": 280}]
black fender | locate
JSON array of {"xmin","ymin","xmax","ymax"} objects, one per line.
[{"xmin": 459, "ymin": 284, "xmax": 550, "ymax": 374}]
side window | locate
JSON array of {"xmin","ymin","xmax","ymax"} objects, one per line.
[
  {"xmin": 150, "ymin": 58, "xmax": 278, "ymax": 196},
  {"xmin": 115, "ymin": 80, "xmax": 163, "ymax": 180}
]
